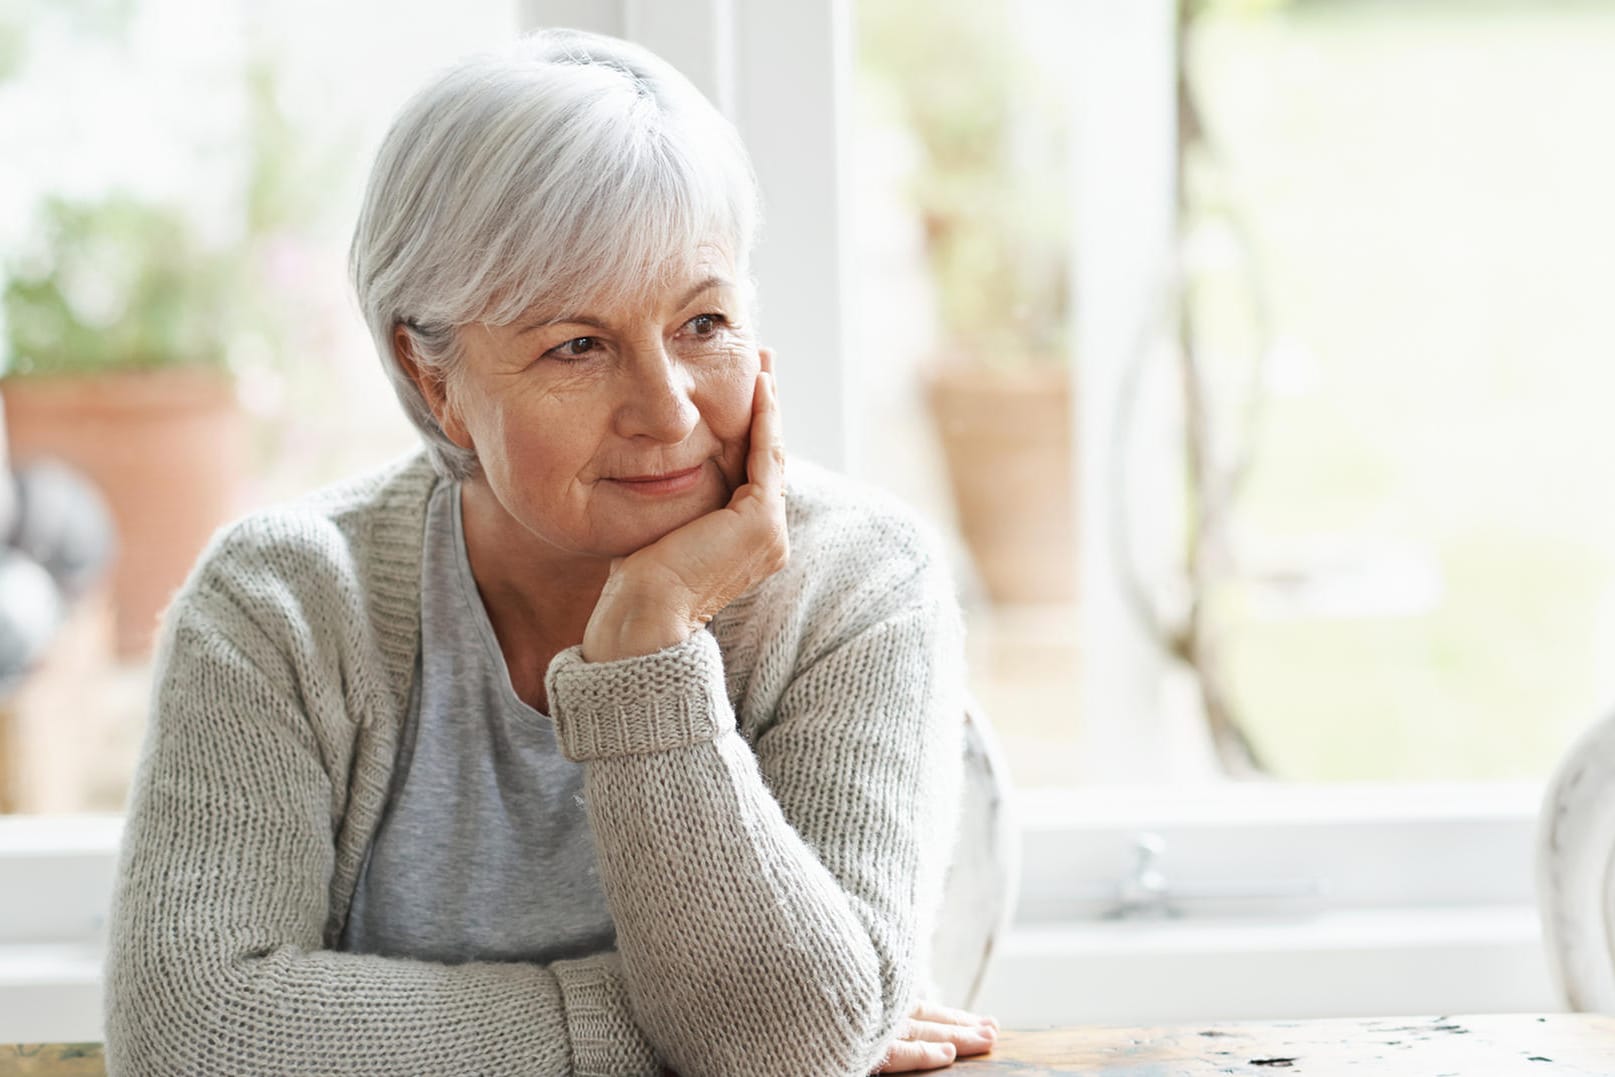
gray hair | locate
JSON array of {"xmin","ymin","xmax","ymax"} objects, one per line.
[{"xmin": 350, "ymin": 29, "xmax": 761, "ymax": 478}]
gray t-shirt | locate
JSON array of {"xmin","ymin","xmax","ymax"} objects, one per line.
[{"xmin": 341, "ymin": 478, "xmax": 616, "ymax": 965}]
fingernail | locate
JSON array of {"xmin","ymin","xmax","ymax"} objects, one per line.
[
  {"xmin": 981, "ymin": 1016, "xmax": 1001, "ymax": 1030},
  {"xmin": 940, "ymin": 1043, "xmax": 956, "ymax": 1060}
]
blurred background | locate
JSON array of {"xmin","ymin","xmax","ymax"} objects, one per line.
[{"xmin": 3, "ymin": 0, "xmax": 1613, "ymax": 812}]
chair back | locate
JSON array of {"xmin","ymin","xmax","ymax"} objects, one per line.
[
  {"xmin": 928, "ymin": 704, "xmax": 1021, "ymax": 1008},
  {"xmin": 1539, "ymin": 708, "xmax": 1615, "ymax": 1012}
]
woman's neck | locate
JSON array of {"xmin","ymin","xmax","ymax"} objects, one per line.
[{"xmin": 457, "ymin": 479, "xmax": 611, "ymax": 678}]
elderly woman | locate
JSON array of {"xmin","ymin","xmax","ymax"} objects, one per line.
[{"xmin": 104, "ymin": 29, "xmax": 995, "ymax": 1077}]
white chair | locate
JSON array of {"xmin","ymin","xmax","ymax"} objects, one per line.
[
  {"xmin": 1538, "ymin": 709, "xmax": 1615, "ymax": 1011},
  {"xmin": 928, "ymin": 705, "xmax": 1021, "ymax": 1008}
]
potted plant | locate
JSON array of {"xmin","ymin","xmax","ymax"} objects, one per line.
[
  {"xmin": 0, "ymin": 41, "xmax": 333, "ymax": 658},
  {"xmin": 1, "ymin": 193, "xmax": 251, "ymax": 656},
  {"xmin": 860, "ymin": 0, "xmax": 1076, "ymax": 604}
]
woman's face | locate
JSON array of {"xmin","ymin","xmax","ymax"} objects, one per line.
[{"xmin": 432, "ymin": 247, "xmax": 759, "ymax": 562}]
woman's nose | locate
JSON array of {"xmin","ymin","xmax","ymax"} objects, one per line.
[{"xmin": 616, "ymin": 348, "xmax": 700, "ymax": 443}]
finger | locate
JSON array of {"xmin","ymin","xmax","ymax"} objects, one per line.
[
  {"xmin": 912, "ymin": 1002, "xmax": 1000, "ymax": 1030},
  {"xmin": 872, "ymin": 1039, "xmax": 956, "ymax": 1074},
  {"xmin": 901, "ymin": 1019, "xmax": 997, "ymax": 1058},
  {"xmin": 758, "ymin": 345, "xmax": 774, "ymax": 376},
  {"xmin": 744, "ymin": 368, "xmax": 784, "ymax": 499}
]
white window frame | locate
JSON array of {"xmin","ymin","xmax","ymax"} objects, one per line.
[
  {"xmin": 984, "ymin": 782, "xmax": 1556, "ymax": 1023},
  {"xmin": 0, "ymin": 0, "xmax": 1565, "ymax": 1042},
  {"xmin": 0, "ymin": 784, "xmax": 1561, "ymax": 1039},
  {"xmin": 0, "ymin": 815, "xmax": 119, "ymax": 1042}
]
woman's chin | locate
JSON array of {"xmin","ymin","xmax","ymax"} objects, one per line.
[{"xmin": 594, "ymin": 487, "xmax": 727, "ymax": 556}]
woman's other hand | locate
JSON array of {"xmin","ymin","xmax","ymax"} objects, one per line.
[
  {"xmin": 873, "ymin": 1002, "xmax": 1000, "ymax": 1073},
  {"xmin": 582, "ymin": 348, "xmax": 788, "ymax": 662}
]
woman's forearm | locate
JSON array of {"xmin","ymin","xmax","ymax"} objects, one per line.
[
  {"xmin": 106, "ymin": 610, "xmax": 661, "ymax": 1076},
  {"xmin": 106, "ymin": 937, "xmax": 655, "ymax": 1076},
  {"xmin": 582, "ymin": 734, "xmax": 889, "ymax": 1076},
  {"xmin": 548, "ymin": 605, "xmax": 962, "ymax": 1077}
]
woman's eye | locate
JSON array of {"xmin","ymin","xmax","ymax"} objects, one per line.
[
  {"xmin": 546, "ymin": 336, "xmax": 599, "ymax": 360},
  {"xmin": 686, "ymin": 313, "xmax": 727, "ymax": 337}
]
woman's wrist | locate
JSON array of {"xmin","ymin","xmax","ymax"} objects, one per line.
[
  {"xmin": 580, "ymin": 607, "xmax": 693, "ymax": 663},
  {"xmin": 547, "ymin": 630, "xmax": 734, "ymax": 762}
]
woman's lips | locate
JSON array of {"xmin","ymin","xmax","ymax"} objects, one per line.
[{"xmin": 606, "ymin": 464, "xmax": 705, "ymax": 496}]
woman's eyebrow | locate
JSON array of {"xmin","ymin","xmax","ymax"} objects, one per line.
[
  {"xmin": 515, "ymin": 312, "xmax": 608, "ymax": 336},
  {"xmin": 514, "ymin": 276, "xmax": 733, "ymax": 336},
  {"xmin": 677, "ymin": 275, "xmax": 731, "ymax": 307}
]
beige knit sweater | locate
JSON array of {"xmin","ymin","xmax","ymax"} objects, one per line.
[{"xmin": 103, "ymin": 451, "xmax": 965, "ymax": 1077}]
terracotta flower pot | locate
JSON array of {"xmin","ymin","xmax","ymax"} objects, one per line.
[
  {"xmin": 926, "ymin": 362, "xmax": 1077, "ymax": 604},
  {"xmin": 1, "ymin": 367, "xmax": 247, "ymax": 656}
]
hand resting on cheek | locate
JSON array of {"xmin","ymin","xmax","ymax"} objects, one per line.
[{"xmin": 582, "ymin": 346, "xmax": 788, "ymax": 663}]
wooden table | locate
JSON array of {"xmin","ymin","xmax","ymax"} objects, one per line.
[
  {"xmin": 0, "ymin": 1044, "xmax": 101, "ymax": 1076},
  {"xmin": 6, "ymin": 1014, "xmax": 1614, "ymax": 1075},
  {"xmin": 954, "ymin": 1014, "xmax": 1615, "ymax": 1075}
]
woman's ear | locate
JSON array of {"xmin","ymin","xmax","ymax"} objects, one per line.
[{"xmin": 393, "ymin": 324, "xmax": 474, "ymax": 452}]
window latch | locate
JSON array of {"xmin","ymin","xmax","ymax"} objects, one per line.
[{"xmin": 1104, "ymin": 832, "xmax": 1326, "ymax": 920}]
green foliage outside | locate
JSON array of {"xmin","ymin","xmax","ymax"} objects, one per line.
[
  {"xmin": 1193, "ymin": 0, "xmax": 1615, "ymax": 781},
  {"xmin": 857, "ymin": 0, "xmax": 1068, "ymax": 366},
  {"xmin": 3, "ymin": 197, "xmax": 241, "ymax": 376},
  {"xmin": 0, "ymin": 0, "xmax": 135, "ymax": 82},
  {"xmin": 1, "ymin": 22, "xmax": 327, "ymax": 380}
]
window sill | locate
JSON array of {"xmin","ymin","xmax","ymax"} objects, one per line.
[
  {"xmin": 982, "ymin": 904, "xmax": 1558, "ymax": 1025},
  {"xmin": 0, "ymin": 942, "xmax": 103, "ymax": 1042}
]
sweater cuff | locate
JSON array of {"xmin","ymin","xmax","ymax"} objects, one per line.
[
  {"xmin": 552, "ymin": 952, "xmax": 660, "ymax": 1077},
  {"xmin": 546, "ymin": 630, "xmax": 735, "ymax": 762}
]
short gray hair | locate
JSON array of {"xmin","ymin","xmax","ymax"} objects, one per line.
[{"xmin": 350, "ymin": 29, "xmax": 761, "ymax": 478}]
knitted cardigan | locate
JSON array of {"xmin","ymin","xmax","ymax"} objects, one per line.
[{"xmin": 103, "ymin": 451, "xmax": 964, "ymax": 1077}]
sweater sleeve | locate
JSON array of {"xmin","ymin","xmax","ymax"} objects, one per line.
[
  {"xmin": 103, "ymin": 594, "xmax": 661, "ymax": 1077},
  {"xmin": 544, "ymin": 554, "xmax": 965, "ymax": 1077}
]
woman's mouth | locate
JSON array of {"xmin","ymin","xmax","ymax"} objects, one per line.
[{"xmin": 606, "ymin": 464, "xmax": 705, "ymax": 496}]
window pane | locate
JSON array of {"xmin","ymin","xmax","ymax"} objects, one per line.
[
  {"xmin": 0, "ymin": 0, "xmax": 514, "ymax": 814},
  {"xmin": 853, "ymin": 0, "xmax": 1615, "ymax": 785},
  {"xmin": 1193, "ymin": 0, "xmax": 1615, "ymax": 781},
  {"xmin": 851, "ymin": 0, "xmax": 1085, "ymax": 789}
]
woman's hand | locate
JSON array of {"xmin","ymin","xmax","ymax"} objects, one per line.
[
  {"xmin": 582, "ymin": 349, "xmax": 788, "ymax": 662},
  {"xmin": 660, "ymin": 1003, "xmax": 1000, "ymax": 1076},
  {"xmin": 874, "ymin": 1002, "xmax": 1000, "ymax": 1073}
]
